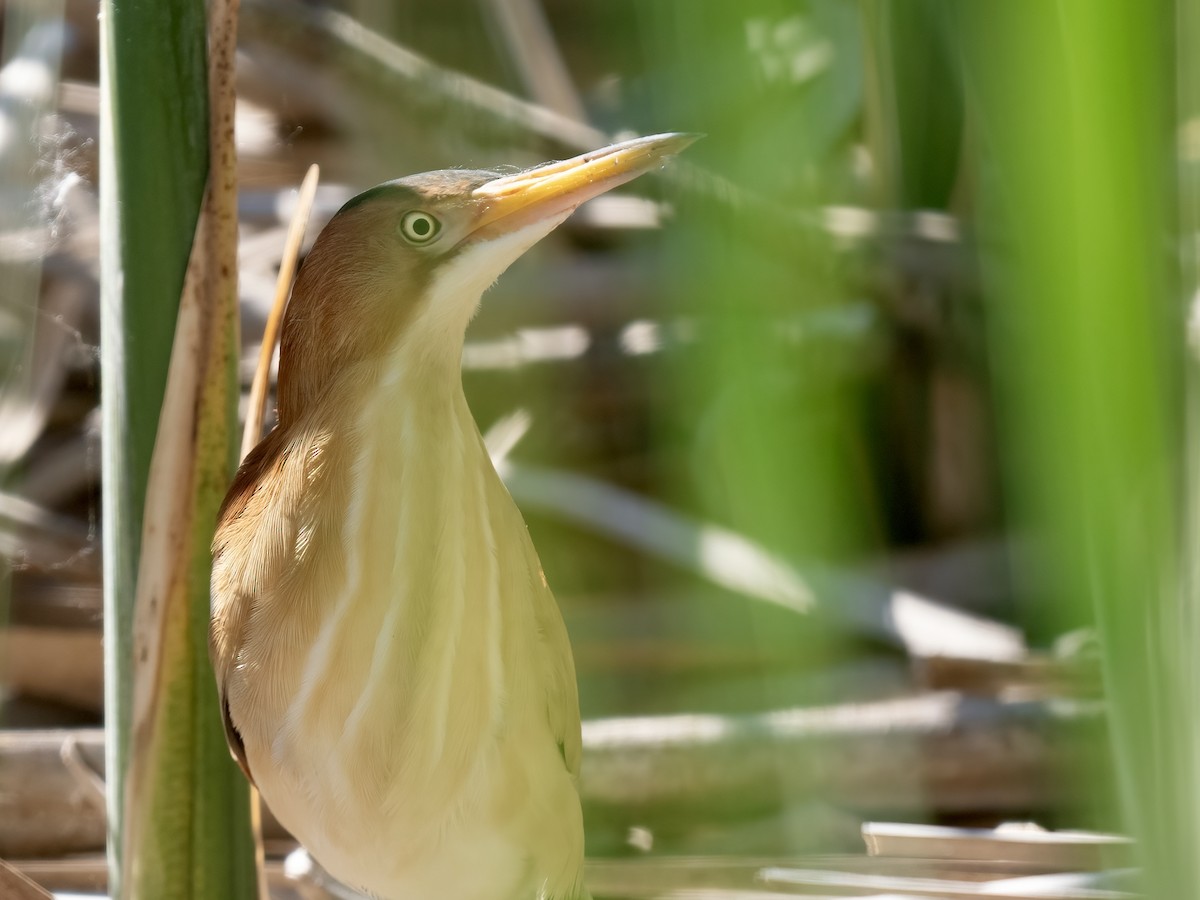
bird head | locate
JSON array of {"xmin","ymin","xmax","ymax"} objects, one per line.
[{"xmin": 275, "ymin": 132, "xmax": 698, "ymax": 423}]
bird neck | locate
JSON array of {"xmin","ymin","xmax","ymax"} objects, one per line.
[
  {"xmin": 374, "ymin": 341, "xmax": 476, "ymax": 439},
  {"xmin": 276, "ymin": 291, "xmax": 477, "ymax": 435}
]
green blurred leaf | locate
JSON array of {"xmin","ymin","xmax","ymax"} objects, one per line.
[
  {"xmin": 864, "ymin": 0, "xmax": 964, "ymax": 209},
  {"xmin": 962, "ymin": 1, "xmax": 1187, "ymax": 893}
]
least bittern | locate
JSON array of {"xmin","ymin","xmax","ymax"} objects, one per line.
[{"xmin": 210, "ymin": 133, "xmax": 696, "ymax": 900}]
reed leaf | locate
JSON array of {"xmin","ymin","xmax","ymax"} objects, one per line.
[
  {"xmin": 100, "ymin": 0, "xmax": 257, "ymax": 895},
  {"xmin": 963, "ymin": 2, "xmax": 1187, "ymax": 894}
]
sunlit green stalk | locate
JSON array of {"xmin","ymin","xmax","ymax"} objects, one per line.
[
  {"xmin": 99, "ymin": 0, "xmax": 256, "ymax": 896},
  {"xmin": 965, "ymin": 2, "xmax": 1188, "ymax": 894}
]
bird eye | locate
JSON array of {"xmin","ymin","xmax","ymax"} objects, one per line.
[{"xmin": 399, "ymin": 210, "xmax": 441, "ymax": 244}]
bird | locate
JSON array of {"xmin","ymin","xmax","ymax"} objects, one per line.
[{"xmin": 209, "ymin": 133, "xmax": 697, "ymax": 900}]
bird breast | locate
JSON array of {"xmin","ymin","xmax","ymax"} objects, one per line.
[{"xmin": 213, "ymin": 359, "xmax": 563, "ymax": 895}]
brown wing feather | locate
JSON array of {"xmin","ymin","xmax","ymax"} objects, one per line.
[{"xmin": 209, "ymin": 426, "xmax": 293, "ymax": 783}]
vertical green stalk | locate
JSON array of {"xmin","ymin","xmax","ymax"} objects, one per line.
[
  {"xmin": 965, "ymin": 2, "xmax": 1187, "ymax": 893},
  {"xmin": 100, "ymin": 0, "xmax": 256, "ymax": 896},
  {"xmin": 1176, "ymin": 0, "xmax": 1200, "ymax": 890},
  {"xmin": 99, "ymin": 0, "xmax": 208, "ymax": 883}
]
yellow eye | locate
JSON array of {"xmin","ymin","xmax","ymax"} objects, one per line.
[{"xmin": 399, "ymin": 210, "xmax": 441, "ymax": 244}]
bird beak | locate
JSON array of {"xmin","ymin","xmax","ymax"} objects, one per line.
[{"xmin": 467, "ymin": 132, "xmax": 700, "ymax": 241}]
